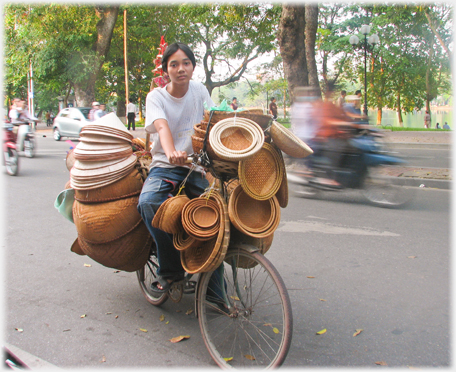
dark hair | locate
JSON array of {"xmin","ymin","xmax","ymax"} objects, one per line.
[
  {"xmin": 129, "ymin": 98, "xmax": 132, "ymax": 102},
  {"xmin": 271, "ymin": 97, "xmax": 275, "ymax": 101},
  {"xmin": 232, "ymin": 97, "xmax": 237, "ymax": 100},
  {"xmin": 355, "ymin": 90, "xmax": 361, "ymax": 95},
  {"xmin": 161, "ymin": 42, "xmax": 196, "ymax": 73},
  {"xmin": 341, "ymin": 90, "xmax": 346, "ymax": 95}
]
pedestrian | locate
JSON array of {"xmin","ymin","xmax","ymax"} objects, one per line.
[
  {"xmin": 269, "ymin": 97, "xmax": 278, "ymax": 120},
  {"xmin": 45, "ymin": 111, "xmax": 51, "ymax": 126},
  {"xmin": 353, "ymin": 90, "xmax": 362, "ymax": 114},
  {"xmin": 424, "ymin": 110, "xmax": 431, "ymax": 128},
  {"xmin": 127, "ymin": 98, "xmax": 136, "ymax": 131},
  {"xmin": 335, "ymin": 90, "xmax": 346, "ymax": 107},
  {"xmin": 436, "ymin": 122, "xmax": 440, "ymax": 129},
  {"xmin": 89, "ymin": 102, "xmax": 100, "ymax": 121},
  {"xmin": 443, "ymin": 122, "xmax": 450, "ymax": 130},
  {"xmin": 137, "ymin": 42, "xmax": 224, "ymax": 301},
  {"xmin": 96, "ymin": 104, "xmax": 107, "ymax": 119},
  {"xmin": 230, "ymin": 97, "xmax": 238, "ymax": 111}
]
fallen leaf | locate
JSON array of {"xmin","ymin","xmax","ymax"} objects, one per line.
[
  {"xmin": 353, "ymin": 329, "xmax": 363, "ymax": 337},
  {"xmin": 186, "ymin": 309, "xmax": 193, "ymax": 315},
  {"xmin": 375, "ymin": 361, "xmax": 387, "ymax": 366},
  {"xmin": 84, "ymin": 264, "xmax": 92, "ymax": 267},
  {"xmin": 408, "ymin": 256, "xmax": 417, "ymax": 259},
  {"xmin": 273, "ymin": 327, "xmax": 280, "ymax": 334},
  {"xmin": 115, "ymin": 315, "xmax": 119, "ymax": 319},
  {"xmin": 139, "ymin": 328, "xmax": 148, "ymax": 333},
  {"xmin": 223, "ymin": 357, "xmax": 233, "ymax": 362},
  {"xmin": 316, "ymin": 328, "xmax": 327, "ymax": 335},
  {"xmin": 106, "ymin": 312, "xmax": 112, "ymax": 315},
  {"xmin": 15, "ymin": 328, "xmax": 23, "ymax": 333},
  {"xmin": 113, "ymin": 270, "xmax": 120, "ymax": 273},
  {"xmin": 80, "ymin": 314, "xmax": 87, "ymax": 318},
  {"xmin": 244, "ymin": 354, "xmax": 256, "ymax": 361},
  {"xmin": 63, "ymin": 329, "xmax": 71, "ymax": 332},
  {"xmin": 230, "ymin": 296, "xmax": 240, "ymax": 301},
  {"xmin": 101, "ymin": 355, "xmax": 106, "ymax": 363},
  {"xmin": 263, "ymin": 323, "xmax": 272, "ymax": 327},
  {"xmin": 320, "ymin": 299, "xmax": 327, "ymax": 302},
  {"xmin": 170, "ymin": 335, "xmax": 190, "ymax": 343},
  {"xmin": 159, "ymin": 314, "xmax": 165, "ymax": 322},
  {"xmin": 176, "ymin": 310, "xmax": 182, "ymax": 313},
  {"xmin": 165, "ymin": 321, "xmax": 169, "ymax": 325},
  {"xmin": 307, "ymin": 276, "xmax": 315, "ymax": 278}
]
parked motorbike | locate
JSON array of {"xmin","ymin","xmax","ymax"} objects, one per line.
[
  {"xmin": 14, "ymin": 121, "xmax": 36, "ymax": 158},
  {"xmin": 287, "ymin": 126, "xmax": 414, "ymax": 208},
  {"xmin": 3, "ymin": 123, "xmax": 19, "ymax": 176}
]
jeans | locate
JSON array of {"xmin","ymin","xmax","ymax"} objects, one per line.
[{"xmin": 138, "ymin": 166, "xmax": 225, "ymax": 300}]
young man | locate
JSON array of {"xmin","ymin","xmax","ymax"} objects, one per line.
[
  {"xmin": 269, "ymin": 97, "xmax": 278, "ymax": 120},
  {"xmin": 138, "ymin": 43, "xmax": 217, "ymax": 294}
]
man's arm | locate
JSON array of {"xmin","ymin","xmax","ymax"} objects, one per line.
[{"xmin": 153, "ymin": 119, "xmax": 187, "ymax": 165}]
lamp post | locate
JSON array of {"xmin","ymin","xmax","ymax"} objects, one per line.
[{"xmin": 349, "ymin": 25, "xmax": 379, "ymax": 116}]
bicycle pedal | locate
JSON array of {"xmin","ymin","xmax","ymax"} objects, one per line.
[{"xmin": 183, "ymin": 280, "xmax": 197, "ymax": 294}]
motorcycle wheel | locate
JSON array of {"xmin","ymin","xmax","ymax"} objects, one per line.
[
  {"xmin": 24, "ymin": 136, "xmax": 36, "ymax": 158},
  {"xmin": 4, "ymin": 148, "xmax": 19, "ymax": 176},
  {"xmin": 362, "ymin": 167, "xmax": 414, "ymax": 208}
]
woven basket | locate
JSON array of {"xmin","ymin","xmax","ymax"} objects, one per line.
[
  {"xmin": 77, "ymin": 221, "xmax": 152, "ymax": 272},
  {"xmin": 173, "ymin": 229, "xmax": 201, "ymax": 251},
  {"xmin": 73, "ymin": 196, "xmax": 142, "ymax": 244},
  {"xmin": 74, "ymin": 168, "xmax": 143, "ymax": 203},
  {"xmin": 269, "ymin": 121, "xmax": 314, "ymax": 158},
  {"xmin": 181, "ymin": 191, "xmax": 230, "ymax": 274},
  {"xmin": 209, "ymin": 118, "xmax": 264, "ymax": 161},
  {"xmin": 181, "ymin": 196, "xmax": 220, "ymax": 240},
  {"xmin": 238, "ymin": 142, "xmax": 284, "ymax": 201},
  {"xmin": 228, "ymin": 184, "xmax": 280, "ymax": 238},
  {"xmin": 203, "ymin": 110, "xmax": 272, "ymax": 129},
  {"xmin": 210, "ymin": 160, "xmax": 239, "ymax": 178},
  {"xmin": 152, "ymin": 194, "xmax": 190, "ymax": 234},
  {"xmin": 227, "ymin": 225, "xmax": 274, "ymax": 268},
  {"xmin": 275, "ymin": 155, "xmax": 288, "ymax": 208},
  {"xmin": 193, "ymin": 122, "xmax": 212, "ymax": 138}
]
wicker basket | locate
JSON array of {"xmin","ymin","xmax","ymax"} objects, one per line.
[
  {"xmin": 181, "ymin": 196, "xmax": 220, "ymax": 241},
  {"xmin": 66, "ymin": 149, "xmax": 76, "ymax": 171},
  {"xmin": 77, "ymin": 221, "xmax": 152, "ymax": 272},
  {"xmin": 74, "ymin": 168, "xmax": 143, "ymax": 203},
  {"xmin": 203, "ymin": 110, "xmax": 272, "ymax": 129},
  {"xmin": 73, "ymin": 196, "xmax": 142, "ymax": 244},
  {"xmin": 180, "ymin": 191, "xmax": 230, "ymax": 274},
  {"xmin": 173, "ymin": 229, "xmax": 201, "ymax": 251},
  {"xmin": 238, "ymin": 142, "xmax": 284, "ymax": 200},
  {"xmin": 228, "ymin": 184, "xmax": 280, "ymax": 239},
  {"xmin": 269, "ymin": 121, "xmax": 314, "ymax": 158},
  {"xmin": 191, "ymin": 135, "xmax": 223, "ymax": 161},
  {"xmin": 152, "ymin": 194, "xmax": 190, "ymax": 234}
]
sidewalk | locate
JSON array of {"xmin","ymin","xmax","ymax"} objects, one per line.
[{"xmin": 36, "ymin": 122, "xmax": 452, "ymax": 189}]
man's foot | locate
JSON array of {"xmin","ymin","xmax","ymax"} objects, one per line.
[{"xmin": 150, "ymin": 274, "xmax": 185, "ymax": 295}]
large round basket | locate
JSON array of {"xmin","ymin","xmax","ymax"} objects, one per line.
[
  {"xmin": 181, "ymin": 196, "xmax": 220, "ymax": 241},
  {"xmin": 238, "ymin": 142, "xmax": 284, "ymax": 200},
  {"xmin": 228, "ymin": 184, "xmax": 280, "ymax": 239},
  {"xmin": 180, "ymin": 191, "xmax": 230, "ymax": 274},
  {"xmin": 77, "ymin": 221, "xmax": 152, "ymax": 272},
  {"xmin": 73, "ymin": 196, "xmax": 142, "ymax": 244},
  {"xmin": 203, "ymin": 110, "xmax": 272, "ymax": 129},
  {"xmin": 209, "ymin": 117, "xmax": 264, "ymax": 161},
  {"xmin": 74, "ymin": 168, "xmax": 143, "ymax": 203}
]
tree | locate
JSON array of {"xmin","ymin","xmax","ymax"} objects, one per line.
[{"xmin": 178, "ymin": 3, "xmax": 280, "ymax": 95}]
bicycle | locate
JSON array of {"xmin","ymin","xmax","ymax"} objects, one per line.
[{"xmin": 136, "ymin": 152, "xmax": 293, "ymax": 369}]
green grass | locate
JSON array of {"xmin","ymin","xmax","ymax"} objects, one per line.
[{"xmin": 380, "ymin": 125, "xmax": 450, "ymax": 132}]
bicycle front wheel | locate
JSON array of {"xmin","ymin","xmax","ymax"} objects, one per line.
[{"xmin": 197, "ymin": 247, "xmax": 293, "ymax": 369}]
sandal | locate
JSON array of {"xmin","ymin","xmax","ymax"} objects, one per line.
[{"xmin": 150, "ymin": 273, "xmax": 185, "ymax": 295}]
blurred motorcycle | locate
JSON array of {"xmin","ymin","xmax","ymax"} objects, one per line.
[
  {"xmin": 3, "ymin": 122, "xmax": 19, "ymax": 176},
  {"xmin": 287, "ymin": 125, "xmax": 414, "ymax": 208},
  {"xmin": 14, "ymin": 121, "xmax": 36, "ymax": 158}
]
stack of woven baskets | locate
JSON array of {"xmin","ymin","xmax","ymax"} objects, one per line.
[
  {"xmin": 149, "ymin": 109, "xmax": 314, "ymax": 273},
  {"xmin": 60, "ymin": 113, "xmax": 153, "ymax": 272}
]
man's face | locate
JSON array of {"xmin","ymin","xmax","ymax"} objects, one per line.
[
  {"xmin": 101, "ymin": 105, "xmax": 106, "ymax": 110},
  {"xmin": 166, "ymin": 49, "xmax": 194, "ymax": 86}
]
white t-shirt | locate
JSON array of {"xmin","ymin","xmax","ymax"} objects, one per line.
[
  {"xmin": 127, "ymin": 102, "xmax": 136, "ymax": 114},
  {"xmin": 145, "ymin": 80, "xmax": 214, "ymax": 169},
  {"xmin": 291, "ymin": 101, "xmax": 317, "ymax": 142}
]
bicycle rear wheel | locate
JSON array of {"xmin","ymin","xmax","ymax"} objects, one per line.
[
  {"xmin": 197, "ymin": 247, "xmax": 293, "ymax": 369},
  {"xmin": 136, "ymin": 245, "xmax": 169, "ymax": 306}
]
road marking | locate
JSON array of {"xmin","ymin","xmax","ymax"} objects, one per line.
[{"xmin": 277, "ymin": 220, "xmax": 400, "ymax": 236}]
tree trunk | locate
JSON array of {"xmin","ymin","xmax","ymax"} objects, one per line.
[
  {"xmin": 376, "ymin": 109, "xmax": 383, "ymax": 126},
  {"xmin": 305, "ymin": 4, "xmax": 320, "ymax": 97},
  {"xmin": 277, "ymin": 5, "xmax": 308, "ymax": 103},
  {"xmin": 73, "ymin": 5, "xmax": 119, "ymax": 107},
  {"xmin": 396, "ymin": 91, "xmax": 403, "ymax": 126}
]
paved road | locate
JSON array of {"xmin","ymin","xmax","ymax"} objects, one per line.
[{"xmin": 4, "ymin": 134, "xmax": 450, "ymax": 368}]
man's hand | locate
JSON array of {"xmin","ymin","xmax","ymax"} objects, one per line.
[{"xmin": 168, "ymin": 150, "xmax": 188, "ymax": 165}]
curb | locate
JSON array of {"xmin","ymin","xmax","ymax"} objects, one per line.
[{"xmin": 388, "ymin": 142, "xmax": 451, "ymax": 149}]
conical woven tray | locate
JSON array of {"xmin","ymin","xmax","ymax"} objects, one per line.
[
  {"xmin": 151, "ymin": 194, "xmax": 190, "ymax": 234},
  {"xmin": 269, "ymin": 121, "xmax": 313, "ymax": 158}
]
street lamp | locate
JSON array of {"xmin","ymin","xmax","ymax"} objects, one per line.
[{"xmin": 349, "ymin": 25, "xmax": 380, "ymax": 116}]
